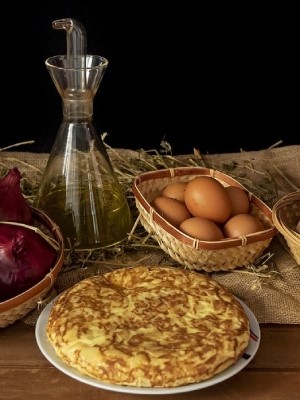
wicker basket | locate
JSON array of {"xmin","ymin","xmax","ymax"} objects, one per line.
[
  {"xmin": 132, "ymin": 167, "xmax": 277, "ymax": 272},
  {"xmin": 272, "ymin": 191, "xmax": 300, "ymax": 265},
  {"xmin": 0, "ymin": 207, "xmax": 65, "ymax": 328}
]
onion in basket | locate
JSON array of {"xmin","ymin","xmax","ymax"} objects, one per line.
[
  {"xmin": 0, "ymin": 223, "xmax": 58, "ymax": 302},
  {"xmin": 0, "ymin": 167, "xmax": 59, "ymax": 302}
]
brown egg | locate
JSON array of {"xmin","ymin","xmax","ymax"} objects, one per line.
[
  {"xmin": 184, "ymin": 176, "xmax": 232, "ymax": 224},
  {"xmin": 151, "ymin": 196, "xmax": 191, "ymax": 227},
  {"xmin": 225, "ymin": 186, "xmax": 250, "ymax": 216},
  {"xmin": 162, "ymin": 182, "xmax": 187, "ymax": 202},
  {"xmin": 223, "ymin": 213, "xmax": 264, "ymax": 238},
  {"xmin": 179, "ymin": 217, "xmax": 224, "ymax": 241}
]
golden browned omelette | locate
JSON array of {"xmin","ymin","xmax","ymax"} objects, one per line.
[{"xmin": 46, "ymin": 266, "xmax": 250, "ymax": 388}]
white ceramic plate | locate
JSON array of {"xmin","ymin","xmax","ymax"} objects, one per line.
[{"xmin": 35, "ymin": 295, "xmax": 260, "ymax": 395}]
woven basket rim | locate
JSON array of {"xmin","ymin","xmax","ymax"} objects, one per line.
[
  {"xmin": 272, "ymin": 190, "xmax": 300, "ymax": 209},
  {"xmin": 272, "ymin": 190, "xmax": 300, "ymax": 246},
  {"xmin": 132, "ymin": 166, "xmax": 277, "ymax": 251},
  {"xmin": 0, "ymin": 206, "xmax": 65, "ymax": 313}
]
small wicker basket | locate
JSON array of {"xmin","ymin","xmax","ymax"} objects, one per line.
[
  {"xmin": 272, "ymin": 191, "xmax": 300, "ymax": 265},
  {"xmin": 132, "ymin": 167, "xmax": 277, "ymax": 272},
  {"xmin": 0, "ymin": 207, "xmax": 65, "ymax": 328}
]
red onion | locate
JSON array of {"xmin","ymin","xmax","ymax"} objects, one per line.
[
  {"xmin": 0, "ymin": 168, "xmax": 33, "ymax": 224},
  {"xmin": 0, "ymin": 223, "xmax": 58, "ymax": 301}
]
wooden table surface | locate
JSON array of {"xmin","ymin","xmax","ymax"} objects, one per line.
[{"xmin": 1, "ymin": 321, "xmax": 299, "ymax": 400}]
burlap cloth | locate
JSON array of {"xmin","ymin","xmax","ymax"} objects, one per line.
[{"xmin": 1, "ymin": 145, "xmax": 299, "ymax": 324}]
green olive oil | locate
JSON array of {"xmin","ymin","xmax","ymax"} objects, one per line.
[{"xmin": 36, "ymin": 185, "xmax": 132, "ymax": 250}]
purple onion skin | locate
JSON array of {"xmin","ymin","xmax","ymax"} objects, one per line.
[
  {"xmin": 0, "ymin": 168, "xmax": 34, "ymax": 225},
  {"xmin": 0, "ymin": 225, "xmax": 57, "ymax": 301}
]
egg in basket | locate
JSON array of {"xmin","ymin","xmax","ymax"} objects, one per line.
[{"xmin": 132, "ymin": 167, "xmax": 277, "ymax": 272}]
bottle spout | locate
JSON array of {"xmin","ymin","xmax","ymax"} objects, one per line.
[
  {"xmin": 52, "ymin": 18, "xmax": 87, "ymax": 70},
  {"xmin": 46, "ymin": 18, "xmax": 108, "ymax": 118},
  {"xmin": 52, "ymin": 18, "xmax": 87, "ymax": 91}
]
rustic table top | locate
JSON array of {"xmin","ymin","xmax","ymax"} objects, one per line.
[{"xmin": 1, "ymin": 320, "xmax": 300, "ymax": 400}]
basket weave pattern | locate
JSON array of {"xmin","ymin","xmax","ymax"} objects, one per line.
[
  {"xmin": 272, "ymin": 191, "xmax": 300, "ymax": 265},
  {"xmin": 0, "ymin": 207, "xmax": 64, "ymax": 328},
  {"xmin": 132, "ymin": 167, "xmax": 277, "ymax": 272}
]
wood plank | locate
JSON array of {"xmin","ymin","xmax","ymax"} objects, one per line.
[
  {"xmin": 0, "ymin": 321, "xmax": 48, "ymax": 367},
  {"xmin": 253, "ymin": 324, "xmax": 300, "ymax": 369},
  {"xmin": 1, "ymin": 369, "xmax": 300, "ymax": 400}
]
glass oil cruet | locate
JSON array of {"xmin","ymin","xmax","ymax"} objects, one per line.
[{"xmin": 34, "ymin": 18, "xmax": 132, "ymax": 251}]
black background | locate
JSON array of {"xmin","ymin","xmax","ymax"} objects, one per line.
[{"xmin": 1, "ymin": 1, "xmax": 298, "ymax": 155}]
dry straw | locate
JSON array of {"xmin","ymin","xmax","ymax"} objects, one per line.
[
  {"xmin": 272, "ymin": 191, "xmax": 300, "ymax": 265},
  {"xmin": 0, "ymin": 207, "xmax": 65, "ymax": 328},
  {"xmin": 132, "ymin": 166, "xmax": 277, "ymax": 272}
]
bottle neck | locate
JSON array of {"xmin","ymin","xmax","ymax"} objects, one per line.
[{"xmin": 62, "ymin": 98, "xmax": 93, "ymax": 121}]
